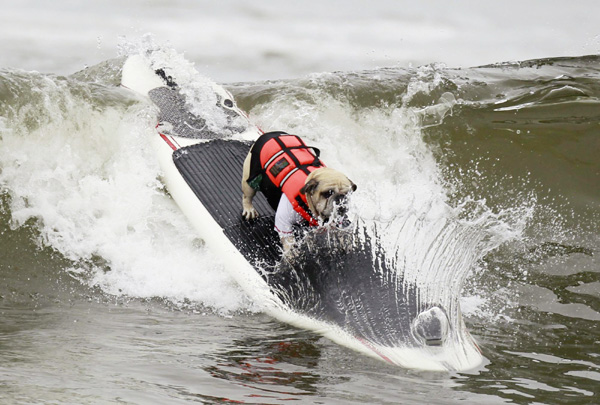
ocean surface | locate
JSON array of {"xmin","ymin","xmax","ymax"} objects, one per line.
[{"xmin": 1, "ymin": 1, "xmax": 599, "ymax": 404}]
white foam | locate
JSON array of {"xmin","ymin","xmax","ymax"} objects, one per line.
[
  {"xmin": 245, "ymin": 66, "xmax": 531, "ymax": 357},
  {"xmin": 0, "ymin": 45, "xmax": 529, "ymax": 343},
  {"xmin": 119, "ymin": 35, "xmax": 248, "ymax": 135},
  {"xmin": 0, "ymin": 72, "xmax": 247, "ymax": 312}
]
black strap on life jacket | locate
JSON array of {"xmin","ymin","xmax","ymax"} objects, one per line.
[
  {"xmin": 271, "ymin": 135, "xmax": 322, "ymax": 224},
  {"xmin": 294, "ymin": 195, "xmax": 313, "ymax": 220},
  {"xmin": 271, "ymin": 135, "xmax": 322, "ymax": 177},
  {"xmin": 248, "ymin": 132, "xmax": 322, "ymax": 188}
]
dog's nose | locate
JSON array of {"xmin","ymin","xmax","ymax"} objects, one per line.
[
  {"xmin": 333, "ymin": 194, "xmax": 347, "ymax": 206},
  {"xmin": 333, "ymin": 194, "xmax": 349, "ymax": 214}
]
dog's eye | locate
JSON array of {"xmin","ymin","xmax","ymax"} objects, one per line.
[{"xmin": 322, "ymin": 190, "xmax": 335, "ymax": 199}]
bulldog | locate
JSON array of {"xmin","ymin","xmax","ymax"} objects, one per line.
[{"xmin": 241, "ymin": 131, "xmax": 356, "ymax": 251}]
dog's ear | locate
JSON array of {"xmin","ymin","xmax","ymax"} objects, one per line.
[
  {"xmin": 350, "ymin": 180, "xmax": 357, "ymax": 192},
  {"xmin": 300, "ymin": 179, "xmax": 319, "ymax": 196}
]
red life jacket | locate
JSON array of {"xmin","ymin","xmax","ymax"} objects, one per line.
[{"xmin": 248, "ymin": 132, "xmax": 325, "ymax": 226}]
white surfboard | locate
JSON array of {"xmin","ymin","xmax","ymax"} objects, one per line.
[{"xmin": 120, "ymin": 52, "xmax": 483, "ymax": 372}]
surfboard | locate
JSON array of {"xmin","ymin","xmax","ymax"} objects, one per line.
[{"xmin": 120, "ymin": 52, "xmax": 483, "ymax": 371}]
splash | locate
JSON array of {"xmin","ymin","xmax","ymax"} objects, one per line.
[
  {"xmin": 0, "ymin": 67, "xmax": 248, "ymax": 312},
  {"xmin": 237, "ymin": 66, "xmax": 534, "ymax": 369},
  {"xmin": 117, "ymin": 34, "xmax": 248, "ymax": 136},
  {"xmin": 1, "ymin": 45, "xmax": 535, "ymax": 340}
]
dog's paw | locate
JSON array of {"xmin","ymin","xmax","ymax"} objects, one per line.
[{"xmin": 242, "ymin": 207, "xmax": 259, "ymax": 220}]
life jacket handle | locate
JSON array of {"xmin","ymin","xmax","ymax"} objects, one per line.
[{"xmin": 261, "ymin": 144, "xmax": 321, "ymax": 171}]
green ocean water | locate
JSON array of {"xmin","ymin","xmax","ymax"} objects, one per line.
[{"xmin": 1, "ymin": 53, "xmax": 599, "ymax": 404}]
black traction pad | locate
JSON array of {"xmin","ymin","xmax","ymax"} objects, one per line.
[
  {"xmin": 173, "ymin": 139, "xmax": 283, "ymax": 269},
  {"xmin": 149, "ymin": 87, "xmax": 245, "ymax": 139},
  {"xmin": 172, "ymin": 140, "xmax": 434, "ymax": 349}
]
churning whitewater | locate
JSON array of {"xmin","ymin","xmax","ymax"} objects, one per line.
[
  {"xmin": 1, "ymin": 42, "xmax": 527, "ymax": 371},
  {"xmin": 1, "ymin": 36, "xmax": 598, "ymax": 402}
]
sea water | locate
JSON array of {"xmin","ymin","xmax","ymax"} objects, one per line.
[{"xmin": 1, "ymin": 1, "xmax": 599, "ymax": 404}]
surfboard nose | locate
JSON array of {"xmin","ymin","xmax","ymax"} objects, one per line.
[{"xmin": 411, "ymin": 306, "xmax": 449, "ymax": 347}]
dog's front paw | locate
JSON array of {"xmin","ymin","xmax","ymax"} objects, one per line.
[{"xmin": 242, "ymin": 207, "xmax": 259, "ymax": 220}]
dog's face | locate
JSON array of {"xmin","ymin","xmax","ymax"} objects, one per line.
[{"xmin": 300, "ymin": 168, "xmax": 357, "ymax": 222}]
